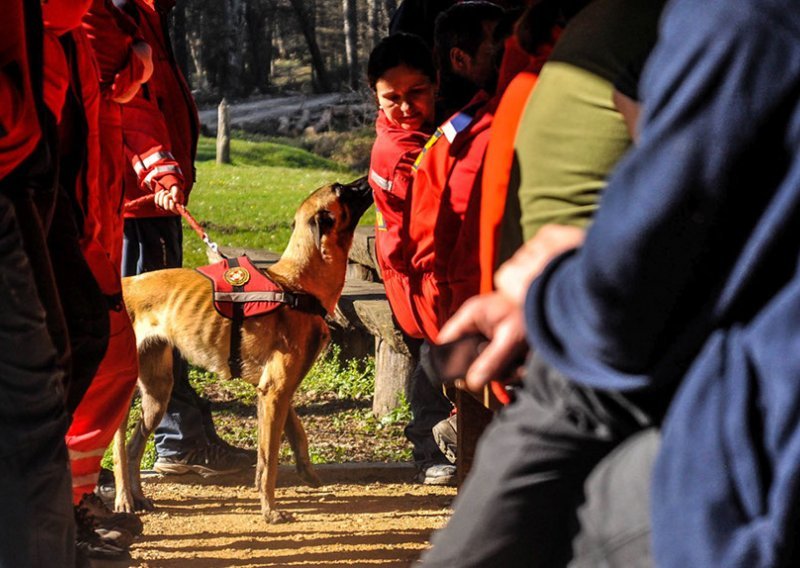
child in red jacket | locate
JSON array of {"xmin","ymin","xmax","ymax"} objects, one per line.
[
  {"xmin": 367, "ymin": 33, "xmax": 437, "ymax": 340},
  {"xmin": 367, "ymin": 34, "xmax": 456, "ymax": 485}
]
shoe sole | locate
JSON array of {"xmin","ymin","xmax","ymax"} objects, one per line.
[
  {"xmin": 153, "ymin": 463, "xmax": 242, "ymax": 478},
  {"xmin": 424, "ymin": 475, "xmax": 457, "ymax": 486}
]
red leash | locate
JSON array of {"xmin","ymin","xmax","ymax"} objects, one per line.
[{"xmin": 124, "ymin": 195, "xmax": 221, "ymax": 257}]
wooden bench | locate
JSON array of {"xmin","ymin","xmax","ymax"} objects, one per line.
[{"xmin": 208, "ymin": 227, "xmax": 417, "ymax": 418}]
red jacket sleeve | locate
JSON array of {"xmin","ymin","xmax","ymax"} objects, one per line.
[
  {"xmin": 121, "ymin": 86, "xmax": 184, "ymax": 194},
  {"xmin": 0, "ymin": 0, "xmax": 40, "ymax": 181}
]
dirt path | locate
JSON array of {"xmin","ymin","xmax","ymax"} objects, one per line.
[
  {"xmin": 197, "ymin": 93, "xmax": 370, "ymax": 135},
  {"xmin": 128, "ymin": 465, "xmax": 455, "ymax": 567}
]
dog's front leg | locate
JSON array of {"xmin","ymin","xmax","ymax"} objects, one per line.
[{"xmin": 256, "ymin": 386, "xmax": 293, "ymax": 524}]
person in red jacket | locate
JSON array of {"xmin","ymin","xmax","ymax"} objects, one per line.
[
  {"xmin": 42, "ymin": 0, "xmax": 148, "ymax": 559},
  {"xmin": 368, "ymin": 33, "xmax": 437, "ymax": 341},
  {"xmin": 58, "ymin": 0, "xmax": 156, "ymax": 554},
  {"xmin": 119, "ymin": 0, "xmax": 254, "ymax": 477},
  {"xmin": 0, "ymin": 1, "xmax": 75, "ymax": 565},
  {"xmin": 399, "ymin": 3, "xmax": 517, "ymax": 479},
  {"xmin": 366, "ymin": 33, "xmax": 456, "ymax": 484}
]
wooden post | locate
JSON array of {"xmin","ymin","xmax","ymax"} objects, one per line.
[
  {"xmin": 456, "ymin": 389, "xmax": 494, "ymax": 485},
  {"xmin": 216, "ymin": 98, "xmax": 231, "ymax": 165},
  {"xmin": 372, "ymin": 337, "xmax": 415, "ymax": 418}
]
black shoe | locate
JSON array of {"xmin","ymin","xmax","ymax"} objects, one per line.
[
  {"xmin": 74, "ymin": 506, "xmax": 131, "ymax": 561},
  {"xmin": 432, "ymin": 414, "xmax": 457, "ymax": 464},
  {"xmin": 208, "ymin": 434, "xmax": 258, "ymax": 465},
  {"xmin": 77, "ymin": 492, "xmax": 144, "ymax": 537},
  {"xmin": 153, "ymin": 444, "xmax": 253, "ymax": 477}
]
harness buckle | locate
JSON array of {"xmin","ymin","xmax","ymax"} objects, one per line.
[{"xmin": 286, "ymin": 293, "xmax": 300, "ymax": 309}]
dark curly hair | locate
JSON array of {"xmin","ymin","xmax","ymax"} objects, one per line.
[{"xmin": 367, "ymin": 33, "xmax": 437, "ymax": 91}]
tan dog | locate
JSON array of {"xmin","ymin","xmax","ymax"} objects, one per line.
[{"xmin": 113, "ymin": 178, "xmax": 373, "ymax": 523}]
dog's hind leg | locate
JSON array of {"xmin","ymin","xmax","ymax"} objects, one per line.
[
  {"xmin": 126, "ymin": 342, "xmax": 174, "ymax": 511},
  {"xmin": 284, "ymin": 405, "xmax": 321, "ymax": 487},
  {"xmin": 113, "ymin": 407, "xmax": 136, "ymax": 512}
]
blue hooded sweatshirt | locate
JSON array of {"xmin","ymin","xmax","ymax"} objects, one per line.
[{"xmin": 525, "ymin": 0, "xmax": 800, "ymax": 565}]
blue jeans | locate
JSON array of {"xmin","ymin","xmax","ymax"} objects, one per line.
[
  {"xmin": 122, "ymin": 216, "xmax": 216, "ymax": 456},
  {"xmin": 0, "ymin": 194, "xmax": 74, "ymax": 567}
]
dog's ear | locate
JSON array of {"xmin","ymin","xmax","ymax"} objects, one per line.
[
  {"xmin": 332, "ymin": 177, "xmax": 369, "ymax": 198},
  {"xmin": 309, "ymin": 210, "xmax": 335, "ymax": 250},
  {"xmin": 348, "ymin": 176, "xmax": 370, "ymax": 193}
]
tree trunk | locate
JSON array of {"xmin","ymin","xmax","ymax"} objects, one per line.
[
  {"xmin": 288, "ymin": 0, "xmax": 332, "ymax": 92},
  {"xmin": 384, "ymin": 0, "xmax": 397, "ymax": 22},
  {"xmin": 342, "ymin": 0, "xmax": 359, "ymax": 90},
  {"xmin": 367, "ymin": 0, "xmax": 381, "ymax": 51},
  {"xmin": 245, "ymin": 0, "xmax": 274, "ymax": 93},
  {"xmin": 221, "ymin": 0, "xmax": 245, "ymax": 97},
  {"xmin": 170, "ymin": 0, "xmax": 190, "ymax": 83}
]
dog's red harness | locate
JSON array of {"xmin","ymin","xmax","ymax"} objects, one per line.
[{"xmin": 196, "ymin": 256, "xmax": 327, "ymax": 377}]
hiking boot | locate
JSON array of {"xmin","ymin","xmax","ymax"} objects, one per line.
[
  {"xmin": 77, "ymin": 492, "xmax": 144, "ymax": 537},
  {"xmin": 415, "ymin": 464, "xmax": 457, "ymax": 486},
  {"xmin": 153, "ymin": 444, "xmax": 252, "ymax": 477},
  {"xmin": 74, "ymin": 506, "xmax": 131, "ymax": 561},
  {"xmin": 432, "ymin": 414, "xmax": 457, "ymax": 464}
]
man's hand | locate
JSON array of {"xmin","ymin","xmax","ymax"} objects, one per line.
[
  {"xmin": 154, "ymin": 184, "xmax": 185, "ymax": 213},
  {"xmin": 438, "ymin": 293, "xmax": 527, "ymax": 392},
  {"xmin": 437, "ymin": 224, "xmax": 585, "ymax": 392}
]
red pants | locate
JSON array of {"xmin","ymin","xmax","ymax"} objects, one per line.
[{"xmin": 66, "ymin": 306, "xmax": 138, "ymax": 503}]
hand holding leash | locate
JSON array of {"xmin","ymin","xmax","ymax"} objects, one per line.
[{"xmin": 124, "ymin": 194, "xmax": 220, "ymax": 257}]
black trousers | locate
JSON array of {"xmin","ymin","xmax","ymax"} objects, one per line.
[
  {"xmin": 419, "ymin": 353, "xmax": 668, "ymax": 567},
  {"xmin": 0, "ymin": 194, "xmax": 74, "ymax": 567},
  {"xmin": 404, "ymin": 348, "xmax": 454, "ymax": 469}
]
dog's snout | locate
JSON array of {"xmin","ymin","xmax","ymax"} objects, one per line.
[{"xmin": 335, "ymin": 177, "xmax": 373, "ymax": 224}]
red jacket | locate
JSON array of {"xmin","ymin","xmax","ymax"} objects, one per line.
[
  {"xmin": 405, "ymin": 93, "xmax": 494, "ymax": 341},
  {"xmin": 42, "ymin": 0, "xmax": 122, "ymax": 295},
  {"xmin": 369, "ymin": 111, "xmax": 430, "ymax": 338},
  {"xmin": 122, "ymin": 0, "xmax": 199, "ymax": 219},
  {"xmin": 72, "ymin": 28, "xmax": 124, "ymax": 296},
  {"xmin": 0, "ymin": 0, "xmax": 41, "ymax": 182},
  {"xmin": 82, "ymin": 0, "xmax": 151, "ymax": 264},
  {"xmin": 406, "ymin": 37, "xmax": 550, "ymax": 341}
]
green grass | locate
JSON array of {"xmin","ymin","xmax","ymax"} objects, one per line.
[
  {"xmin": 299, "ymin": 345, "xmax": 376, "ymax": 400},
  {"xmin": 184, "ymin": 136, "xmax": 373, "ymax": 268}
]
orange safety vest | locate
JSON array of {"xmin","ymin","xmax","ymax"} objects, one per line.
[{"xmin": 475, "ymin": 33, "xmax": 558, "ymax": 404}]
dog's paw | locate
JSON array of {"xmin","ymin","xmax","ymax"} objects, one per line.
[
  {"xmin": 133, "ymin": 495, "xmax": 155, "ymax": 512},
  {"xmin": 298, "ymin": 468, "xmax": 322, "ymax": 488},
  {"xmin": 264, "ymin": 509, "xmax": 294, "ymax": 524},
  {"xmin": 114, "ymin": 497, "xmax": 136, "ymax": 514}
]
